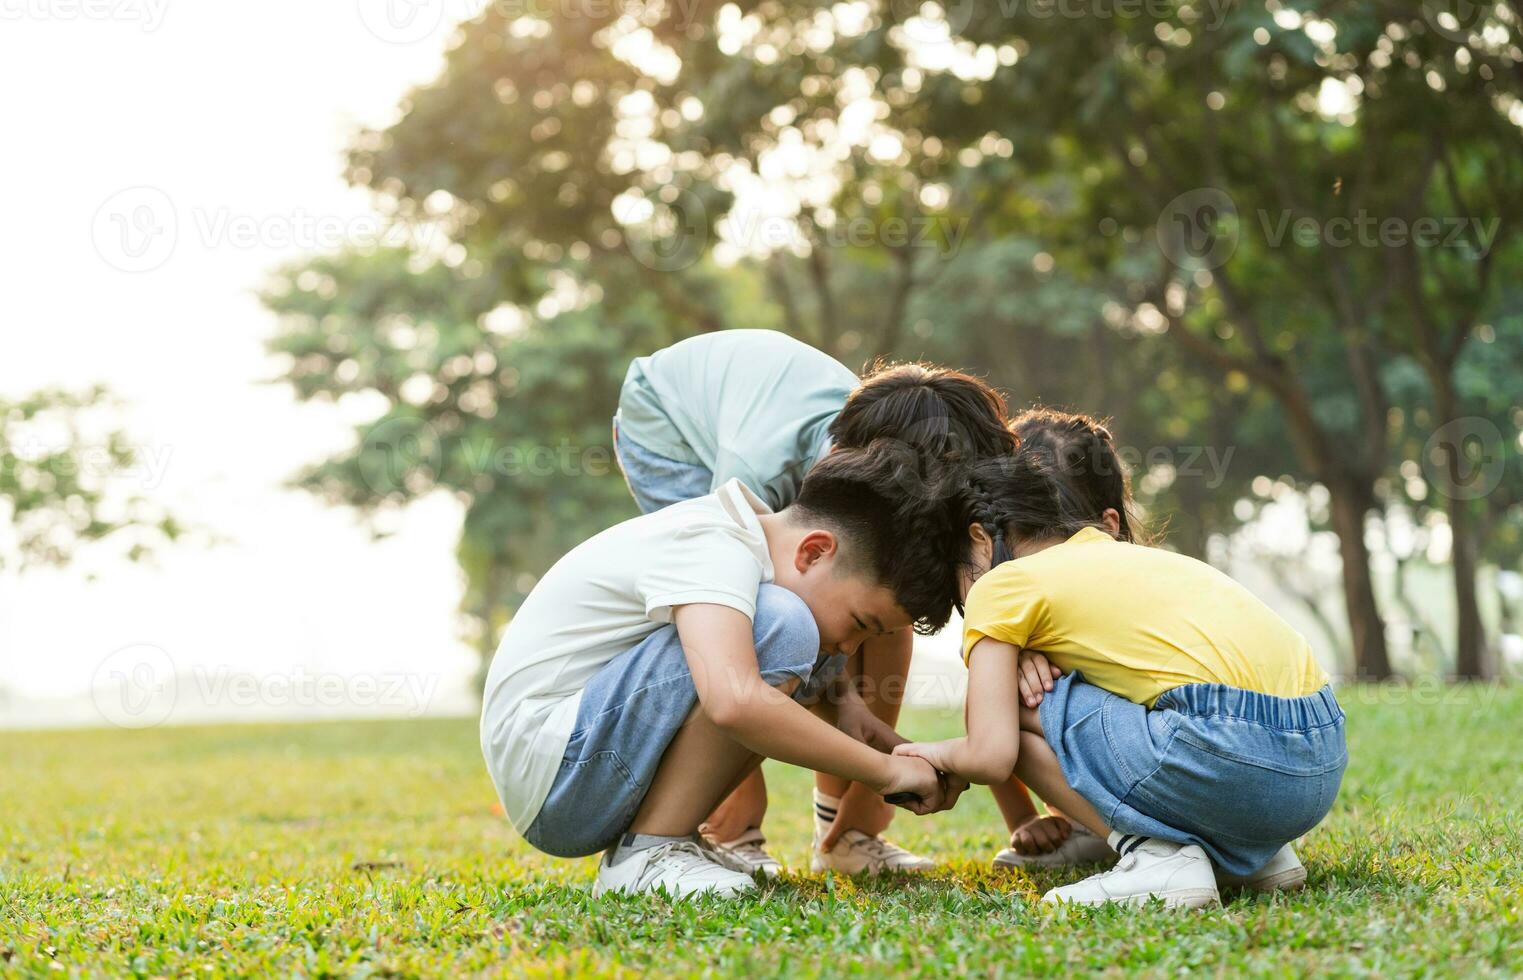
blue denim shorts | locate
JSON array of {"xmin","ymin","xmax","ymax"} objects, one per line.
[
  {"xmin": 522, "ymin": 585, "xmax": 845, "ymax": 858},
  {"xmin": 611, "ymin": 415, "xmax": 713, "ymax": 514},
  {"xmin": 1039, "ymin": 673, "xmax": 1348, "ymax": 875}
]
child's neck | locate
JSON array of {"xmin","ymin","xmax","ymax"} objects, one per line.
[{"xmin": 1009, "ymin": 534, "xmax": 1066, "ymax": 560}]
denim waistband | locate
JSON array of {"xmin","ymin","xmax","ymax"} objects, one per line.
[{"xmin": 1154, "ymin": 683, "xmax": 1343, "ymax": 731}]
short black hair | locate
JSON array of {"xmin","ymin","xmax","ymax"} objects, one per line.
[
  {"xmin": 830, "ymin": 362, "xmax": 1018, "ymax": 462},
  {"xmin": 789, "ymin": 442, "xmax": 965, "ymax": 635}
]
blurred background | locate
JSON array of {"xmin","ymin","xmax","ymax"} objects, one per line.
[{"xmin": 2, "ymin": 0, "xmax": 1519, "ymax": 731}]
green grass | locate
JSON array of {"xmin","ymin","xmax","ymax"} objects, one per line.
[{"xmin": 3, "ymin": 686, "xmax": 1521, "ymax": 977}]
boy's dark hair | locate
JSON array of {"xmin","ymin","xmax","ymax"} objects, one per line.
[
  {"xmin": 791, "ymin": 442, "xmax": 965, "ymax": 635},
  {"xmin": 830, "ymin": 362, "xmax": 1018, "ymax": 462},
  {"xmin": 1011, "ymin": 408, "xmax": 1143, "ymax": 543}
]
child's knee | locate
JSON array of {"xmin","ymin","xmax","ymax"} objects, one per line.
[{"xmin": 751, "ymin": 584, "xmax": 821, "ymax": 679}]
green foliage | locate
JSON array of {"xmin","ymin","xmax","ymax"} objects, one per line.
[
  {"xmin": 4, "ymin": 693, "xmax": 1522, "ymax": 975},
  {"xmin": 0, "ymin": 386, "xmax": 183, "ymax": 576},
  {"xmin": 262, "ymin": 0, "xmax": 1523, "ymax": 677}
]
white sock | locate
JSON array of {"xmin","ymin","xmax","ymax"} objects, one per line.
[
  {"xmin": 813, "ymin": 788, "xmax": 841, "ymax": 838},
  {"xmin": 1107, "ymin": 831, "xmax": 1151, "ymax": 857}
]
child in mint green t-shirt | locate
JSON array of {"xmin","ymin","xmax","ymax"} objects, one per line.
[{"xmin": 613, "ymin": 328, "xmax": 1017, "ymax": 876}]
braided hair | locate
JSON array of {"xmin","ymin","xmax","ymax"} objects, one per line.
[
  {"xmin": 958, "ymin": 451, "xmax": 1098, "ymax": 572},
  {"xmin": 1011, "ymin": 408, "xmax": 1141, "ymax": 543}
]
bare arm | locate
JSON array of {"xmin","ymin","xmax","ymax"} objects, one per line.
[
  {"xmin": 673, "ymin": 603, "xmax": 942, "ymax": 808},
  {"xmin": 894, "ymin": 637, "xmax": 1024, "ymax": 785}
]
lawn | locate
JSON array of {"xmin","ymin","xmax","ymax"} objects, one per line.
[{"xmin": 3, "ymin": 686, "xmax": 1521, "ymax": 977}]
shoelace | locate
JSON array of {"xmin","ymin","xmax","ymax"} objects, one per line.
[
  {"xmin": 636, "ymin": 841, "xmax": 730, "ymax": 888},
  {"xmin": 854, "ymin": 834, "xmax": 913, "ymax": 862},
  {"xmin": 727, "ymin": 840, "xmax": 773, "ymax": 864}
]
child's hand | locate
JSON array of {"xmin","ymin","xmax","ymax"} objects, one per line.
[
  {"xmin": 1017, "ymin": 650, "xmax": 1062, "ymax": 708},
  {"xmin": 879, "ymin": 754, "xmax": 945, "ymax": 815},
  {"xmin": 1008, "ymin": 814, "xmax": 1072, "ymax": 855},
  {"xmin": 835, "ymin": 699, "xmax": 907, "ymax": 753},
  {"xmin": 892, "ymin": 738, "xmax": 956, "ymax": 775}
]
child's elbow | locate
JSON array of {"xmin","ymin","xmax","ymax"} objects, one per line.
[
  {"xmin": 703, "ymin": 689, "xmax": 752, "ymax": 734},
  {"xmin": 969, "ymin": 742, "xmax": 1020, "ymax": 785}
]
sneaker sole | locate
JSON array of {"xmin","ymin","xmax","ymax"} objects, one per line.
[
  {"xmin": 993, "ymin": 850, "xmax": 1115, "ymax": 870},
  {"xmin": 1043, "ymin": 887, "xmax": 1220, "ymax": 910},
  {"xmin": 593, "ymin": 881, "xmax": 756, "ymax": 899},
  {"xmin": 1224, "ymin": 866, "xmax": 1307, "ymax": 894},
  {"xmin": 811, "ymin": 856, "xmax": 935, "ymax": 875}
]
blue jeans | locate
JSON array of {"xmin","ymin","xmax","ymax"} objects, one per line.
[
  {"xmin": 611, "ymin": 414, "xmax": 713, "ymax": 514},
  {"xmin": 522, "ymin": 585, "xmax": 845, "ymax": 858},
  {"xmin": 1039, "ymin": 673, "xmax": 1348, "ymax": 875}
]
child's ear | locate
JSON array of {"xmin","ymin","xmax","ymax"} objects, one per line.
[
  {"xmin": 1101, "ymin": 508, "xmax": 1122, "ymax": 536},
  {"xmin": 795, "ymin": 530, "xmax": 838, "ymax": 573}
]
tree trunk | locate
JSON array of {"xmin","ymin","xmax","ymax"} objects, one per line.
[
  {"xmin": 1428, "ymin": 373, "xmax": 1490, "ymax": 679},
  {"xmin": 1327, "ymin": 476, "xmax": 1394, "ymax": 678},
  {"xmin": 1449, "ymin": 499, "xmax": 1487, "ymax": 678}
]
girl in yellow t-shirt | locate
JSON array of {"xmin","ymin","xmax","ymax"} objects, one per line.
[{"xmin": 897, "ymin": 420, "xmax": 1347, "ymax": 909}]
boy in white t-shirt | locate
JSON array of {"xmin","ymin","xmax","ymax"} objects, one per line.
[{"xmin": 480, "ymin": 447, "xmax": 968, "ymax": 898}]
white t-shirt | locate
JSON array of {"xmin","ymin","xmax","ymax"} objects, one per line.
[{"xmin": 480, "ymin": 479, "xmax": 776, "ymax": 833}]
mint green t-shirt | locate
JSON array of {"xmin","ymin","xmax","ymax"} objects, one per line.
[{"xmin": 616, "ymin": 330, "xmax": 859, "ymax": 510}]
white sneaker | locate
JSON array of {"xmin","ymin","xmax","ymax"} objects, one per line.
[
  {"xmin": 705, "ymin": 828, "xmax": 784, "ymax": 878},
  {"xmin": 593, "ymin": 838, "xmax": 757, "ymax": 899},
  {"xmin": 811, "ymin": 829, "xmax": 936, "ymax": 874},
  {"xmin": 1215, "ymin": 843, "xmax": 1307, "ymax": 894},
  {"xmin": 1042, "ymin": 838, "xmax": 1218, "ymax": 909},
  {"xmin": 993, "ymin": 821, "xmax": 1117, "ymax": 869}
]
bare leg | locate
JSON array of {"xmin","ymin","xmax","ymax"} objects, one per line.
[
  {"xmin": 1014, "ymin": 706, "xmax": 1111, "ymax": 841},
  {"xmin": 817, "ymin": 629, "xmax": 913, "ymax": 845},
  {"xmin": 699, "ymin": 769, "xmax": 767, "ymax": 842},
  {"xmin": 630, "ymin": 677, "xmax": 800, "ymax": 836},
  {"xmin": 990, "ymin": 775, "xmax": 1041, "ymax": 832}
]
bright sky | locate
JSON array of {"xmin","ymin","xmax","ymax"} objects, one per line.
[{"xmin": 0, "ymin": 2, "xmax": 496, "ymax": 725}]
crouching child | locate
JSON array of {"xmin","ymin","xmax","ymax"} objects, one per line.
[{"xmin": 480, "ymin": 447, "xmax": 964, "ymax": 898}]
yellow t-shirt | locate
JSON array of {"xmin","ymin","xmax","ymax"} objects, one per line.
[{"xmin": 961, "ymin": 527, "xmax": 1329, "ymax": 707}]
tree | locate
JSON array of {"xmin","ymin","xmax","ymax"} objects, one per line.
[{"xmin": 0, "ymin": 385, "xmax": 183, "ymax": 576}]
